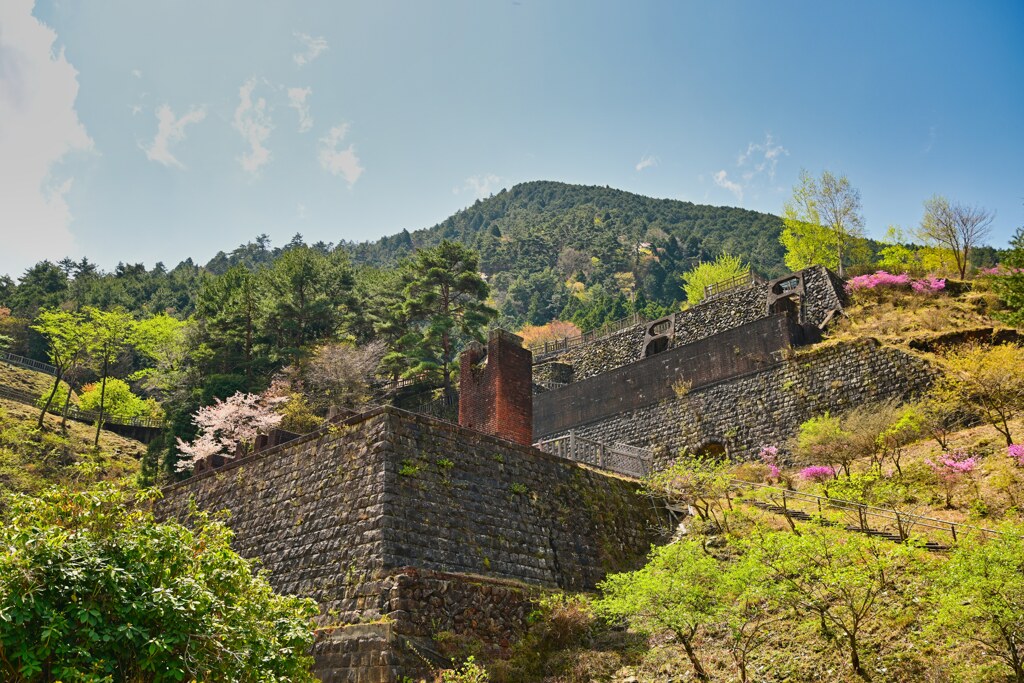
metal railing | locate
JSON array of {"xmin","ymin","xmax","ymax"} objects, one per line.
[
  {"xmin": 534, "ymin": 431, "xmax": 652, "ymax": 479},
  {"xmin": 731, "ymin": 479, "xmax": 1001, "ymax": 545},
  {"xmin": 703, "ymin": 271, "xmax": 761, "ymax": 300},
  {"xmin": 0, "ymin": 351, "xmax": 57, "ymax": 376},
  {"xmin": 529, "ymin": 313, "xmax": 648, "ymax": 361},
  {"xmin": 0, "ymin": 383, "xmax": 165, "ymax": 429},
  {"xmin": 410, "ymin": 392, "xmax": 459, "ymax": 423}
]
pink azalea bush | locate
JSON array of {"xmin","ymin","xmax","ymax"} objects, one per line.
[
  {"xmin": 799, "ymin": 465, "xmax": 836, "ymax": 482},
  {"xmin": 846, "ymin": 270, "xmax": 946, "ymax": 295},
  {"xmin": 758, "ymin": 445, "xmax": 781, "ymax": 481},
  {"xmin": 911, "ymin": 276, "xmax": 946, "ymax": 293},
  {"xmin": 846, "ymin": 271, "xmax": 911, "ymax": 292},
  {"xmin": 1008, "ymin": 444, "xmax": 1024, "ymax": 467},
  {"xmin": 926, "ymin": 448, "xmax": 978, "ymax": 507},
  {"xmin": 980, "ymin": 265, "xmax": 1024, "ymax": 276}
]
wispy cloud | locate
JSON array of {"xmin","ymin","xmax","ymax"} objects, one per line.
[
  {"xmin": 0, "ymin": 0, "xmax": 94, "ymax": 276},
  {"xmin": 287, "ymin": 87, "xmax": 313, "ymax": 133},
  {"xmin": 233, "ymin": 79, "xmax": 273, "ymax": 174},
  {"xmin": 143, "ymin": 104, "xmax": 206, "ymax": 168},
  {"xmin": 924, "ymin": 125, "xmax": 937, "ymax": 154},
  {"xmin": 713, "ymin": 170, "xmax": 743, "ymax": 200},
  {"xmin": 318, "ymin": 123, "xmax": 363, "ymax": 186},
  {"xmin": 293, "ymin": 32, "xmax": 328, "ymax": 67},
  {"xmin": 737, "ymin": 133, "xmax": 788, "ymax": 181},
  {"xmin": 454, "ymin": 174, "xmax": 502, "ymax": 199},
  {"xmin": 635, "ymin": 155, "xmax": 657, "ymax": 172},
  {"xmin": 131, "ymin": 69, "xmax": 142, "ymax": 79}
]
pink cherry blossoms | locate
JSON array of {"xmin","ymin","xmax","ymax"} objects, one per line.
[
  {"xmin": 175, "ymin": 392, "xmax": 285, "ymax": 472},
  {"xmin": 1008, "ymin": 444, "xmax": 1024, "ymax": 467},
  {"xmin": 758, "ymin": 444, "xmax": 781, "ymax": 481}
]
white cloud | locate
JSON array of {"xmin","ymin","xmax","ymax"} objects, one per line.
[
  {"xmin": 293, "ymin": 32, "xmax": 328, "ymax": 67},
  {"xmin": 129, "ymin": 104, "xmax": 143, "ymax": 116},
  {"xmin": 635, "ymin": 155, "xmax": 657, "ymax": 172},
  {"xmin": 233, "ymin": 78, "xmax": 273, "ymax": 174},
  {"xmin": 287, "ymin": 87, "xmax": 313, "ymax": 133},
  {"xmin": 737, "ymin": 133, "xmax": 788, "ymax": 181},
  {"xmin": 318, "ymin": 123, "xmax": 363, "ymax": 186},
  {"xmin": 131, "ymin": 69, "xmax": 142, "ymax": 79},
  {"xmin": 142, "ymin": 104, "xmax": 206, "ymax": 168},
  {"xmin": 713, "ymin": 170, "xmax": 743, "ymax": 200},
  {"xmin": 0, "ymin": 0, "xmax": 93, "ymax": 277},
  {"xmin": 454, "ymin": 174, "xmax": 502, "ymax": 199}
]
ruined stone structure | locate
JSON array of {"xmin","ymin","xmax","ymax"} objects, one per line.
[
  {"xmin": 157, "ymin": 265, "xmax": 942, "ymax": 680},
  {"xmin": 158, "ymin": 406, "xmax": 668, "ymax": 681},
  {"xmin": 533, "ymin": 266, "xmax": 936, "ymax": 460}
]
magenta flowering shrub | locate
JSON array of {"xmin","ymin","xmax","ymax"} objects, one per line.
[
  {"xmin": 980, "ymin": 265, "xmax": 1024, "ymax": 276},
  {"xmin": 758, "ymin": 445, "xmax": 781, "ymax": 482},
  {"xmin": 846, "ymin": 271, "xmax": 911, "ymax": 292},
  {"xmin": 1008, "ymin": 444, "xmax": 1024, "ymax": 467},
  {"xmin": 846, "ymin": 270, "xmax": 947, "ymax": 295},
  {"xmin": 911, "ymin": 276, "xmax": 946, "ymax": 293},
  {"xmin": 799, "ymin": 465, "xmax": 836, "ymax": 482},
  {"xmin": 926, "ymin": 448, "xmax": 978, "ymax": 507}
]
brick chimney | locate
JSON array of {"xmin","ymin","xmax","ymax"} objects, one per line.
[{"xmin": 459, "ymin": 329, "xmax": 533, "ymax": 446}]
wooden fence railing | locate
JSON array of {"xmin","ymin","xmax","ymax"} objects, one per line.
[
  {"xmin": 534, "ymin": 431, "xmax": 652, "ymax": 479},
  {"xmin": 0, "ymin": 383, "xmax": 165, "ymax": 429},
  {"xmin": 0, "ymin": 351, "xmax": 57, "ymax": 376},
  {"xmin": 529, "ymin": 313, "xmax": 648, "ymax": 360},
  {"xmin": 702, "ymin": 270, "xmax": 761, "ymax": 300},
  {"xmin": 731, "ymin": 479, "xmax": 1002, "ymax": 545}
]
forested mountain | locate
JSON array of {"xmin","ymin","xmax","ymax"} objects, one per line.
[{"xmin": 341, "ymin": 181, "xmax": 788, "ymax": 326}]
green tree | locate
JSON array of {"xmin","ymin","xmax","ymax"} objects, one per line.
[
  {"xmin": 932, "ymin": 526, "xmax": 1024, "ymax": 682},
  {"xmin": 386, "ymin": 241, "xmax": 495, "ymax": 397},
  {"xmin": 680, "ymin": 252, "xmax": 749, "ymax": 305},
  {"xmin": 752, "ymin": 526, "xmax": 919, "ymax": 680},
  {"xmin": 917, "ymin": 195, "xmax": 993, "ymax": 280},
  {"xmin": 595, "ymin": 539, "xmax": 723, "ymax": 681},
  {"xmin": 30, "ymin": 309, "xmax": 91, "ymax": 430},
  {"xmin": 994, "ymin": 226, "xmax": 1024, "ymax": 325},
  {"xmin": 780, "ymin": 170, "xmax": 865, "ymax": 277},
  {"xmin": 195, "ymin": 265, "xmax": 266, "ymax": 384},
  {"xmin": 938, "ymin": 343, "xmax": 1024, "ymax": 446},
  {"xmin": 85, "ymin": 308, "xmax": 136, "ymax": 446},
  {"xmin": 0, "ymin": 484, "xmax": 317, "ymax": 681}
]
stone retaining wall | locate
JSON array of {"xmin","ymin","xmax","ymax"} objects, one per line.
[
  {"xmin": 554, "ymin": 339, "xmax": 937, "ymax": 463},
  {"xmin": 158, "ymin": 407, "xmax": 669, "ymax": 681}
]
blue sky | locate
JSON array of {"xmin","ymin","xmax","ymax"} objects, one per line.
[{"xmin": 1, "ymin": 0, "xmax": 1022, "ymax": 278}]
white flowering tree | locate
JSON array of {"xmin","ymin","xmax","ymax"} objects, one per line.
[{"xmin": 175, "ymin": 392, "xmax": 284, "ymax": 472}]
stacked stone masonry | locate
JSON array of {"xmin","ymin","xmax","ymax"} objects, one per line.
[
  {"xmin": 158, "ymin": 407, "xmax": 668, "ymax": 681},
  {"xmin": 559, "ymin": 339, "xmax": 937, "ymax": 464},
  {"xmin": 536, "ymin": 265, "xmax": 844, "ymax": 383}
]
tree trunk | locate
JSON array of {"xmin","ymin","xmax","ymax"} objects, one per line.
[
  {"xmin": 38, "ymin": 370, "xmax": 63, "ymax": 429},
  {"xmin": 60, "ymin": 378, "xmax": 74, "ymax": 432},
  {"xmin": 679, "ymin": 635, "xmax": 710, "ymax": 682},
  {"xmin": 849, "ymin": 632, "xmax": 869, "ymax": 680},
  {"xmin": 94, "ymin": 353, "xmax": 108, "ymax": 447}
]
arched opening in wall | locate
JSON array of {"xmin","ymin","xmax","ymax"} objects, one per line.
[
  {"xmin": 644, "ymin": 337, "xmax": 669, "ymax": 357},
  {"xmin": 769, "ymin": 294, "xmax": 801, "ymax": 319},
  {"xmin": 771, "ymin": 276, "xmax": 801, "ymax": 296},
  {"xmin": 648, "ymin": 318, "xmax": 672, "ymax": 336},
  {"xmin": 695, "ymin": 441, "xmax": 727, "ymax": 458}
]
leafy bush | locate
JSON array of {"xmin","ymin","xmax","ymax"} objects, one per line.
[
  {"xmin": 0, "ymin": 484, "xmax": 318, "ymax": 681},
  {"xmin": 77, "ymin": 378, "xmax": 164, "ymax": 420}
]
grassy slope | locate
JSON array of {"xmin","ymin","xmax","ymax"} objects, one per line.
[
  {"xmin": 0, "ymin": 363, "xmax": 143, "ymax": 498},
  {"xmin": 469, "ymin": 284, "xmax": 1024, "ymax": 683}
]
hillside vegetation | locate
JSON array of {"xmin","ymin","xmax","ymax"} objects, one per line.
[{"xmin": 0, "ymin": 363, "xmax": 143, "ymax": 498}]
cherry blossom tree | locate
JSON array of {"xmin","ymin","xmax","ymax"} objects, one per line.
[{"xmin": 175, "ymin": 392, "xmax": 284, "ymax": 472}]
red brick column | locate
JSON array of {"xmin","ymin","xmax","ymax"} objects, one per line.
[{"xmin": 459, "ymin": 329, "xmax": 533, "ymax": 446}]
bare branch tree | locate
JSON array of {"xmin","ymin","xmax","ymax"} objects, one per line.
[{"xmin": 917, "ymin": 195, "xmax": 993, "ymax": 279}]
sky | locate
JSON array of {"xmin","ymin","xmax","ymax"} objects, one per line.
[{"xmin": 1, "ymin": 0, "xmax": 1022, "ymax": 279}]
